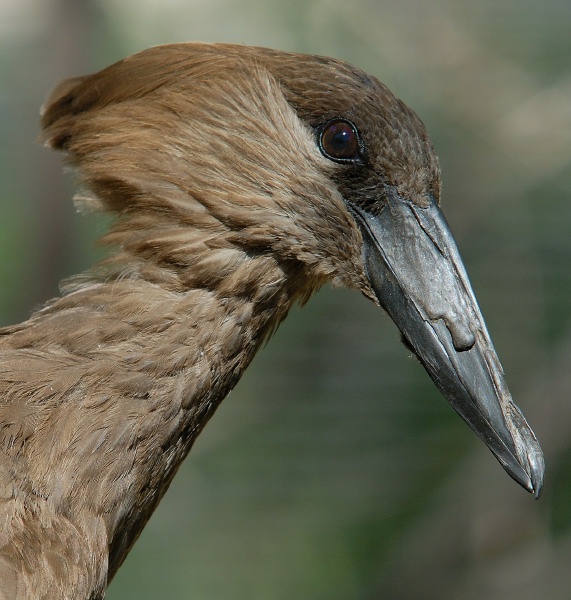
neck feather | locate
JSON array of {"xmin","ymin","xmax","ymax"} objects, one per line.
[{"xmin": 7, "ymin": 229, "xmax": 317, "ymax": 582}]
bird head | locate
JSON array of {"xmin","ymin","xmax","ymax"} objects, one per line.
[{"xmin": 40, "ymin": 43, "xmax": 543, "ymax": 496}]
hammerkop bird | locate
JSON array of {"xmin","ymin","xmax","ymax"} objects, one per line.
[{"xmin": 0, "ymin": 43, "xmax": 543, "ymax": 598}]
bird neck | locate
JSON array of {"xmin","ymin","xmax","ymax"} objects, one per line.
[{"xmin": 35, "ymin": 240, "xmax": 317, "ymax": 579}]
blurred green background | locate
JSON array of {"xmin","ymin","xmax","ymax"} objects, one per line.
[{"xmin": 1, "ymin": 0, "xmax": 570, "ymax": 598}]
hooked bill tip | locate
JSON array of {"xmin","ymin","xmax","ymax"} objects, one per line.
[
  {"xmin": 507, "ymin": 403, "xmax": 545, "ymax": 498},
  {"xmin": 530, "ymin": 453, "xmax": 545, "ymax": 499},
  {"xmin": 503, "ymin": 431, "xmax": 544, "ymax": 499}
]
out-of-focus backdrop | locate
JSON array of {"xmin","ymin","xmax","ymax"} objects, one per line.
[{"xmin": 1, "ymin": 1, "xmax": 570, "ymax": 598}]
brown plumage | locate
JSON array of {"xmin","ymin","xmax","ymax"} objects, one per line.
[{"xmin": 0, "ymin": 43, "xmax": 543, "ymax": 599}]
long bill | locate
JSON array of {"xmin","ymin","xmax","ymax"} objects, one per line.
[{"xmin": 351, "ymin": 190, "xmax": 544, "ymax": 497}]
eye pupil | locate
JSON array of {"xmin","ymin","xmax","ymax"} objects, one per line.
[
  {"xmin": 331, "ymin": 130, "xmax": 351, "ymax": 151},
  {"xmin": 319, "ymin": 120, "xmax": 361, "ymax": 161}
]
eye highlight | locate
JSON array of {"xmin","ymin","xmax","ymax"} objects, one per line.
[{"xmin": 319, "ymin": 119, "xmax": 362, "ymax": 162}]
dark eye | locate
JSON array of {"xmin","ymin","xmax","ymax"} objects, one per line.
[{"xmin": 319, "ymin": 119, "xmax": 361, "ymax": 162}]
